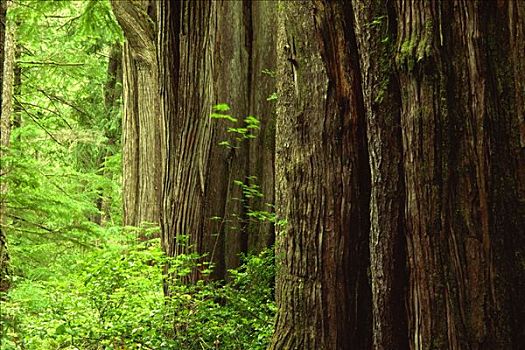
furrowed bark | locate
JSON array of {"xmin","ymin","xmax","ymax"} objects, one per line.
[
  {"xmin": 207, "ymin": 0, "xmax": 250, "ymax": 276},
  {"xmin": 111, "ymin": 0, "xmax": 161, "ymax": 231},
  {"xmin": 158, "ymin": 0, "xmax": 219, "ymax": 282},
  {"xmin": 158, "ymin": 1, "xmax": 276, "ymax": 283},
  {"xmin": 246, "ymin": 0, "xmax": 277, "ymax": 252},
  {"xmin": 269, "ymin": 1, "xmax": 371, "ymax": 348},
  {"xmin": 393, "ymin": 0, "xmax": 525, "ymax": 348}
]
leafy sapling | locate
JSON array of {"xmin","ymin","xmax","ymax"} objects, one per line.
[{"xmin": 211, "ymin": 104, "xmax": 261, "ymax": 148}]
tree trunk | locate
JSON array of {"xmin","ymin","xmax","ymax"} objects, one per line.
[
  {"xmin": 112, "ymin": 0, "xmax": 525, "ymax": 347},
  {"xmin": 94, "ymin": 43, "xmax": 122, "ymax": 226},
  {"xmin": 157, "ymin": 0, "xmax": 276, "ymax": 282},
  {"xmin": 0, "ymin": 0, "xmax": 14, "ymax": 294},
  {"xmin": 392, "ymin": 1, "xmax": 524, "ymax": 348},
  {"xmin": 270, "ymin": 0, "xmax": 524, "ymax": 349},
  {"xmin": 269, "ymin": 1, "xmax": 371, "ymax": 349},
  {"xmin": 111, "ymin": 0, "xmax": 161, "ymax": 231},
  {"xmin": 246, "ymin": 1, "xmax": 277, "ymax": 252}
]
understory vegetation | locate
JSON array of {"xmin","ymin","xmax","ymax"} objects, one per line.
[{"xmin": 1, "ymin": 234, "xmax": 275, "ymax": 349}]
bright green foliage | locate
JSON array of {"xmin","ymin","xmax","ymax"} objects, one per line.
[
  {"xmin": 165, "ymin": 248, "xmax": 275, "ymax": 350},
  {"xmin": 9, "ymin": 0, "xmax": 123, "ymax": 171},
  {"xmin": 212, "ymin": 107, "xmax": 283, "ymax": 232},
  {"xmin": 1, "ymin": 234, "xmax": 275, "ymax": 350},
  {"xmin": 211, "ymin": 104, "xmax": 261, "ymax": 148},
  {"xmin": 3, "ymin": 0, "xmax": 124, "ymax": 231},
  {"xmin": 0, "ymin": 0, "xmax": 123, "ymax": 284},
  {"xmin": 1, "ymin": 234, "xmax": 164, "ymax": 349},
  {"xmin": 234, "ymin": 177, "xmax": 264, "ymax": 200},
  {"xmin": 266, "ymin": 92, "xmax": 278, "ymax": 101},
  {"xmin": 1, "ymin": 0, "xmax": 124, "ymax": 274}
]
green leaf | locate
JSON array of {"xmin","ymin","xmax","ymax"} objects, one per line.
[
  {"xmin": 212, "ymin": 103, "xmax": 231, "ymax": 112},
  {"xmin": 55, "ymin": 323, "xmax": 67, "ymax": 335},
  {"xmin": 266, "ymin": 92, "xmax": 278, "ymax": 101},
  {"xmin": 244, "ymin": 116, "xmax": 260, "ymax": 129},
  {"xmin": 211, "ymin": 113, "xmax": 237, "ymax": 123},
  {"xmin": 218, "ymin": 140, "xmax": 232, "ymax": 148}
]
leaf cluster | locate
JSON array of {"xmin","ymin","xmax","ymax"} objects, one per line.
[{"xmin": 211, "ymin": 103, "xmax": 261, "ymax": 148}]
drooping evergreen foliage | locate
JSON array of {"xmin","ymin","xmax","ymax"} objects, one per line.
[{"xmin": 4, "ymin": 0, "xmax": 123, "ymax": 244}]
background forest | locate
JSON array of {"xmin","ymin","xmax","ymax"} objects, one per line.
[
  {"xmin": 1, "ymin": 1, "xmax": 524, "ymax": 350},
  {"xmin": 0, "ymin": 1, "xmax": 274, "ymax": 349}
]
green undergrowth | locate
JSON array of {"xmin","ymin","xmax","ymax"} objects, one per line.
[{"xmin": 0, "ymin": 232, "xmax": 275, "ymax": 350}]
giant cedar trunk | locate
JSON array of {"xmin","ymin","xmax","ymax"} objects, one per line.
[
  {"xmin": 110, "ymin": 0, "xmax": 161, "ymax": 229},
  {"xmin": 246, "ymin": 1, "xmax": 277, "ymax": 252},
  {"xmin": 350, "ymin": 0, "xmax": 525, "ymax": 348},
  {"xmin": 390, "ymin": 1, "xmax": 525, "ymax": 348},
  {"xmin": 158, "ymin": 1, "xmax": 276, "ymax": 282},
  {"xmin": 0, "ymin": 0, "xmax": 14, "ymax": 294},
  {"xmin": 270, "ymin": 0, "xmax": 524, "ymax": 349},
  {"xmin": 269, "ymin": 1, "xmax": 371, "ymax": 349}
]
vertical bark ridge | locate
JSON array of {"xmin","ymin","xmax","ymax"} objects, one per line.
[
  {"xmin": 171, "ymin": 1, "xmax": 216, "ymax": 279},
  {"xmin": 157, "ymin": 0, "xmax": 180, "ymax": 260},
  {"xmin": 483, "ymin": 0, "xmax": 525, "ymax": 345},
  {"xmin": 246, "ymin": 1, "xmax": 277, "ymax": 252},
  {"xmin": 209, "ymin": 0, "xmax": 249, "ymax": 276},
  {"xmin": 511, "ymin": 0, "xmax": 525, "ymax": 202},
  {"xmin": 121, "ymin": 43, "xmax": 139, "ymax": 226},
  {"xmin": 352, "ymin": 0, "xmax": 408, "ymax": 348},
  {"xmin": 159, "ymin": 1, "xmax": 276, "ymax": 283}
]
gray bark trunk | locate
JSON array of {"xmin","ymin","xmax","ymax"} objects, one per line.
[{"xmin": 111, "ymin": 0, "xmax": 161, "ymax": 231}]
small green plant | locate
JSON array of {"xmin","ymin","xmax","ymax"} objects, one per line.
[
  {"xmin": 266, "ymin": 92, "xmax": 278, "ymax": 101},
  {"xmin": 211, "ymin": 104, "xmax": 261, "ymax": 148}
]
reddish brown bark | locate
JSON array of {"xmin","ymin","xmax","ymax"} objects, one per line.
[
  {"xmin": 352, "ymin": 0, "xmax": 408, "ymax": 348},
  {"xmin": 270, "ymin": 1, "xmax": 524, "ymax": 349},
  {"xmin": 157, "ymin": 1, "xmax": 276, "ymax": 282}
]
